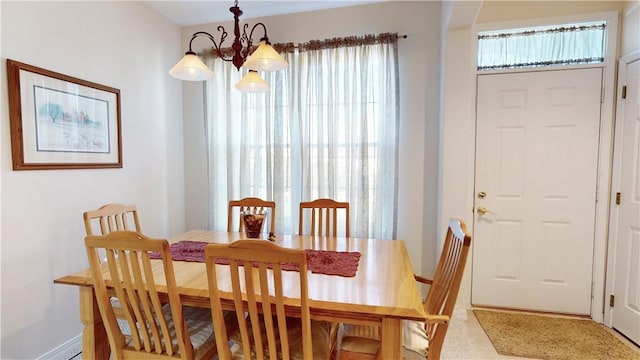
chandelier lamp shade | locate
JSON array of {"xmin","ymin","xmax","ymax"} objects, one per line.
[{"xmin": 169, "ymin": 0, "xmax": 288, "ymax": 92}]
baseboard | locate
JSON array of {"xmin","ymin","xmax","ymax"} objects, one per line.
[{"xmin": 37, "ymin": 334, "xmax": 82, "ymax": 360}]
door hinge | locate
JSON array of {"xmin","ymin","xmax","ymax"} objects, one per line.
[
  {"xmin": 621, "ymin": 85, "xmax": 627, "ymax": 99},
  {"xmin": 616, "ymin": 192, "xmax": 621, "ymax": 205},
  {"xmin": 610, "ymin": 294, "xmax": 615, "ymax": 307}
]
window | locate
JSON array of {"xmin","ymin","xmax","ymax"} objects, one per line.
[
  {"xmin": 478, "ymin": 21, "xmax": 606, "ymax": 71},
  {"xmin": 203, "ymin": 33, "xmax": 400, "ymax": 239}
]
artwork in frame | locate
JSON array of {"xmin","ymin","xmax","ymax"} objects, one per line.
[{"xmin": 7, "ymin": 59, "xmax": 122, "ymax": 170}]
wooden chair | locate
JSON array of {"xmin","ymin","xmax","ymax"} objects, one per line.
[
  {"xmin": 83, "ymin": 203, "xmax": 142, "ymax": 336},
  {"xmin": 85, "ymin": 231, "xmax": 220, "ymax": 359},
  {"xmin": 227, "ymin": 197, "xmax": 276, "ymax": 236},
  {"xmin": 205, "ymin": 239, "xmax": 338, "ymax": 360},
  {"xmin": 339, "ymin": 218, "xmax": 472, "ymax": 360},
  {"xmin": 83, "ymin": 203, "xmax": 141, "ymax": 236},
  {"xmin": 299, "ymin": 198, "xmax": 350, "ymax": 237}
]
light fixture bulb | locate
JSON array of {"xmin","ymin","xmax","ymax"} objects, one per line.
[
  {"xmin": 235, "ymin": 70, "xmax": 269, "ymax": 93},
  {"xmin": 243, "ymin": 41, "xmax": 288, "ymax": 72},
  {"xmin": 169, "ymin": 53, "xmax": 214, "ymax": 81}
]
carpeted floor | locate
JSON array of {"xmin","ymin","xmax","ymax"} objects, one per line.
[{"xmin": 474, "ymin": 309, "xmax": 640, "ymax": 360}]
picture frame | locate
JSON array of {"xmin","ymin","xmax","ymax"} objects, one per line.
[{"xmin": 7, "ymin": 59, "xmax": 122, "ymax": 170}]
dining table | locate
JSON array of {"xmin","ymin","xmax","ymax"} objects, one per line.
[{"xmin": 54, "ymin": 230, "xmax": 426, "ymax": 359}]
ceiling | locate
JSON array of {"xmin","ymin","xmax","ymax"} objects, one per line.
[{"xmin": 143, "ymin": 1, "xmax": 385, "ymax": 27}]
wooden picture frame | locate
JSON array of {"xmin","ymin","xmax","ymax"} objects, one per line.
[{"xmin": 7, "ymin": 59, "xmax": 122, "ymax": 170}]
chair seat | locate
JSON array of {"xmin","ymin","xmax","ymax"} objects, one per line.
[
  {"xmin": 111, "ymin": 298, "xmax": 227, "ymax": 348},
  {"xmin": 402, "ymin": 320, "xmax": 428, "ymax": 358},
  {"xmin": 110, "ymin": 297, "xmax": 132, "ymax": 336},
  {"xmin": 230, "ymin": 317, "xmax": 338, "ymax": 360},
  {"xmin": 284, "ymin": 319, "xmax": 338, "ymax": 360},
  {"xmin": 178, "ymin": 305, "xmax": 218, "ymax": 358},
  {"xmin": 340, "ymin": 320, "xmax": 427, "ymax": 359},
  {"xmin": 123, "ymin": 305, "xmax": 220, "ymax": 358},
  {"xmin": 339, "ymin": 336, "xmax": 378, "ymax": 355}
]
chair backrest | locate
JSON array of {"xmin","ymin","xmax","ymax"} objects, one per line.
[
  {"xmin": 423, "ymin": 218, "xmax": 472, "ymax": 360},
  {"xmin": 227, "ymin": 197, "xmax": 276, "ymax": 235},
  {"xmin": 83, "ymin": 203, "xmax": 141, "ymax": 236},
  {"xmin": 299, "ymin": 198, "xmax": 350, "ymax": 237},
  {"xmin": 85, "ymin": 231, "xmax": 195, "ymax": 359},
  {"xmin": 205, "ymin": 240, "xmax": 313, "ymax": 360}
]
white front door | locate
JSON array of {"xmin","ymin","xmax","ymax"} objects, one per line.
[
  {"xmin": 611, "ymin": 55, "xmax": 640, "ymax": 345},
  {"xmin": 472, "ymin": 68, "xmax": 603, "ymax": 315}
]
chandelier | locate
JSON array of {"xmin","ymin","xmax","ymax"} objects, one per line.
[{"xmin": 169, "ymin": 0, "xmax": 288, "ymax": 93}]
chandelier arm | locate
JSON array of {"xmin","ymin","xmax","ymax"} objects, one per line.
[
  {"xmin": 239, "ymin": 22, "xmax": 269, "ymax": 63},
  {"xmin": 248, "ymin": 22, "xmax": 269, "ymax": 44},
  {"xmin": 188, "ymin": 31, "xmax": 217, "ymax": 52},
  {"xmin": 240, "ymin": 23, "xmax": 253, "ymax": 61},
  {"xmin": 216, "ymin": 26, "xmax": 229, "ymax": 50},
  {"xmin": 212, "ymin": 25, "xmax": 233, "ymax": 62},
  {"xmin": 188, "ymin": 30, "xmax": 234, "ymax": 63}
]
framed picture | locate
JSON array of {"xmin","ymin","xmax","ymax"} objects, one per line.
[{"xmin": 7, "ymin": 59, "xmax": 122, "ymax": 170}]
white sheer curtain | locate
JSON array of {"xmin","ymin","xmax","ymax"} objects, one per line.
[
  {"xmin": 478, "ymin": 22, "xmax": 606, "ymax": 70},
  {"xmin": 204, "ymin": 34, "xmax": 399, "ymax": 239}
]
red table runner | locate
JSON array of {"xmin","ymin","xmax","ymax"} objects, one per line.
[{"xmin": 151, "ymin": 240, "xmax": 361, "ymax": 277}]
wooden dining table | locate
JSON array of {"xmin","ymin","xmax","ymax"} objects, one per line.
[{"xmin": 54, "ymin": 230, "xmax": 426, "ymax": 359}]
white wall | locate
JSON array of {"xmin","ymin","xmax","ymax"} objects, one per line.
[
  {"xmin": 439, "ymin": 1, "xmax": 482, "ymax": 308},
  {"xmin": 476, "ymin": 0, "xmax": 626, "ymax": 22},
  {"xmin": 621, "ymin": 1, "xmax": 640, "ymax": 56},
  {"xmin": 0, "ymin": 2, "xmax": 185, "ymax": 358},
  {"xmin": 181, "ymin": 1, "xmax": 443, "ymax": 277}
]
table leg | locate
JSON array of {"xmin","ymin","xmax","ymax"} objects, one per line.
[
  {"xmin": 380, "ymin": 317, "xmax": 402, "ymax": 359},
  {"xmin": 79, "ymin": 287, "xmax": 110, "ymax": 359}
]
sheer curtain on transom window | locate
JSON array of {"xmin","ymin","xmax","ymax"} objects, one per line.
[
  {"xmin": 204, "ymin": 33, "xmax": 399, "ymax": 239},
  {"xmin": 477, "ymin": 21, "xmax": 606, "ymax": 70}
]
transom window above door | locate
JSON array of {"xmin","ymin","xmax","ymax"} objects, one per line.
[{"xmin": 477, "ymin": 21, "xmax": 606, "ymax": 71}]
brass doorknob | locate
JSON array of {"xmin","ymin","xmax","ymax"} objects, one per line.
[{"xmin": 477, "ymin": 206, "xmax": 496, "ymax": 216}]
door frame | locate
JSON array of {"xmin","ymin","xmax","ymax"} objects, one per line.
[
  {"xmin": 604, "ymin": 49, "xmax": 640, "ymax": 327},
  {"xmin": 439, "ymin": 11, "xmax": 619, "ymax": 323}
]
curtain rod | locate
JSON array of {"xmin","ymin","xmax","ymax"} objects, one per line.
[{"xmin": 205, "ymin": 33, "xmax": 407, "ymax": 57}]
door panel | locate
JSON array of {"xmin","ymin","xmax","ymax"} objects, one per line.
[
  {"xmin": 473, "ymin": 68, "xmax": 603, "ymax": 315},
  {"xmin": 611, "ymin": 56, "xmax": 640, "ymax": 345}
]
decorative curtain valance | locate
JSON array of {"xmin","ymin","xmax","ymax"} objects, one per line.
[{"xmin": 298, "ymin": 32, "xmax": 400, "ymax": 51}]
